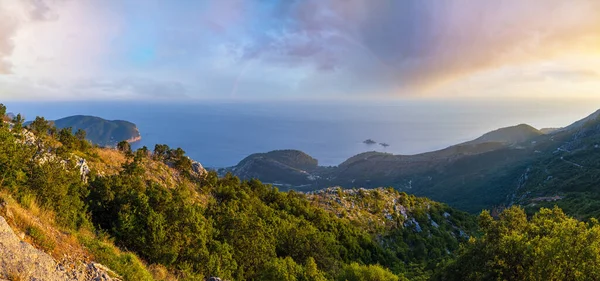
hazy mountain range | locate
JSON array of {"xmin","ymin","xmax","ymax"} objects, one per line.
[{"xmin": 222, "ymin": 109, "xmax": 600, "ymax": 215}]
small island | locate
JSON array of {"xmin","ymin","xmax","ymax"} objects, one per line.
[
  {"xmin": 379, "ymin": 142, "xmax": 390, "ymax": 147},
  {"xmin": 363, "ymin": 139, "xmax": 377, "ymax": 144}
]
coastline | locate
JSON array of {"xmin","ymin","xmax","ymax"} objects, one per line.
[{"xmin": 126, "ymin": 127, "xmax": 142, "ymax": 143}]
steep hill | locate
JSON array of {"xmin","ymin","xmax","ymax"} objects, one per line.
[{"xmin": 53, "ymin": 115, "xmax": 141, "ymax": 147}]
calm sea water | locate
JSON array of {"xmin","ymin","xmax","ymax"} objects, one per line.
[{"xmin": 5, "ymin": 99, "xmax": 599, "ymax": 167}]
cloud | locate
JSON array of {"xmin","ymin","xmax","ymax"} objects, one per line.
[
  {"xmin": 75, "ymin": 77, "xmax": 189, "ymax": 99},
  {"xmin": 0, "ymin": 0, "xmax": 61, "ymax": 74},
  {"xmin": 2, "ymin": 0, "xmax": 600, "ymax": 100},
  {"xmin": 0, "ymin": 5, "xmax": 19, "ymax": 73},
  {"xmin": 541, "ymin": 69, "xmax": 599, "ymax": 82},
  {"xmin": 28, "ymin": 0, "xmax": 59, "ymax": 21},
  {"xmin": 229, "ymin": 0, "xmax": 600, "ymax": 92}
]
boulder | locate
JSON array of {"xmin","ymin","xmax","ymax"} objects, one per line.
[{"xmin": 191, "ymin": 160, "xmax": 207, "ymax": 177}]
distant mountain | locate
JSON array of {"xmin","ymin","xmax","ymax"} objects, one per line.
[
  {"xmin": 224, "ymin": 110, "xmax": 600, "ymax": 216},
  {"xmin": 223, "ymin": 123, "xmax": 543, "ymax": 199},
  {"xmin": 224, "ymin": 150, "xmax": 319, "ymax": 186},
  {"xmin": 52, "ymin": 115, "xmax": 141, "ymax": 147},
  {"xmin": 463, "ymin": 124, "xmax": 542, "ymax": 145},
  {"xmin": 540, "ymin": 127, "xmax": 561, "ymax": 134}
]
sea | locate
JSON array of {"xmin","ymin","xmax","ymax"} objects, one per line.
[{"xmin": 5, "ymin": 98, "xmax": 599, "ymax": 168}]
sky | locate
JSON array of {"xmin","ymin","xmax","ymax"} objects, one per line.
[{"xmin": 0, "ymin": 0, "xmax": 600, "ymax": 101}]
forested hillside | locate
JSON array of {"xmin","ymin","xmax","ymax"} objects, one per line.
[
  {"xmin": 0, "ymin": 105, "xmax": 475, "ymax": 280},
  {"xmin": 52, "ymin": 115, "xmax": 141, "ymax": 147},
  {"xmin": 3, "ymin": 103, "xmax": 600, "ymax": 281}
]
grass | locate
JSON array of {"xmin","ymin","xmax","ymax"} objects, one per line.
[
  {"xmin": 25, "ymin": 225, "xmax": 55, "ymax": 252},
  {"xmin": 78, "ymin": 233, "xmax": 156, "ymax": 281},
  {"xmin": 1, "ymin": 190, "xmax": 158, "ymax": 281}
]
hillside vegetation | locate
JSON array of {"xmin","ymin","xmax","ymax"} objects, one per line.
[
  {"xmin": 4, "ymin": 104, "xmax": 600, "ymax": 281},
  {"xmin": 0, "ymin": 105, "xmax": 476, "ymax": 280}
]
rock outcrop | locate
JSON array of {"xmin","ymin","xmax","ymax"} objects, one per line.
[
  {"xmin": 191, "ymin": 160, "xmax": 207, "ymax": 177},
  {"xmin": 0, "ymin": 215, "xmax": 117, "ymax": 281},
  {"xmin": 74, "ymin": 156, "xmax": 91, "ymax": 183}
]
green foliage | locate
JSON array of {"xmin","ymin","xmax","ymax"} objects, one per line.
[
  {"xmin": 0, "ymin": 103, "xmax": 6, "ymax": 120},
  {"xmin": 436, "ymin": 206, "xmax": 600, "ymax": 281},
  {"xmin": 153, "ymin": 144, "xmax": 170, "ymax": 160},
  {"xmin": 117, "ymin": 140, "xmax": 131, "ymax": 154},
  {"xmin": 79, "ymin": 234, "xmax": 155, "ymax": 281},
  {"xmin": 28, "ymin": 116, "xmax": 52, "ymax": 136},
  {"xmin": 0, "ymin": 111, "xmax": 478, "ymax": 280},
  {"xmin": 151, "ymin": 144, "xmax": 192, "ymax": 174},
  {"xmin": 27, "ymin": 160, "xmax": 90, "ymax": 229},
  {"xmin": 337, "ymin": 263, "xmax": 405, "ymax": 281},
  {"xmin": 26, "ymin": 225, "xmax": 56, "ymax": 252},
  {"xmin": 0, "ymin": 124, "xmax": 32, "ymax": 189},
  {"xmin": 11, "ymin": 114, "xmax": 24, "ymax": 131}
]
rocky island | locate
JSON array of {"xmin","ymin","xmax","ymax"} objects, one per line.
[{"xmin": 363, "ymin": 139, "xmax": 377, "ymax": 144}]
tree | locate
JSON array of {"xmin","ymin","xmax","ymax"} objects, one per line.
[
  {"xmin": 435, "ymin": 206, "xmax": 600, "ymax": 281},
  {"xmin": 117, "ymin": 140, "xmax": 132, "ymax": 155},
  {"xmin": 302, "ymin": 257, "xmax": 327, "ymax": 281},
  {"xmin": 260, "ymin": 257, "xmax": 303, "ymax": 281},
  {"xmin": 0, "ymin": 103, "xmax": 6, "ymax": 124},
  {"xmin": 337, "ymin": 263, "xmax": 403, "ymax": 281},
  {"xmin": 29, "ymin": 116, "xmax": 51, "ymax": 136},
  {"xmin": 75, "ymin": 128, "xmax": 87, "ymax": 141},
  {"xmin": 153, "ymin": 144, "xmax": 170, "ymax": 160},
  {"xmin": 12, "ymin": 114, "xmax": 24, "ymax": 132},
  {"xmin": 57, "ymin": 127, "xmax": 77, "ymax": 152}
]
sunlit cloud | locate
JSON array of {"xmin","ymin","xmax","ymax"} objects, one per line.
[{"xmin": 0, "ymin": 0, "xmax": 599, "ymax": 100}]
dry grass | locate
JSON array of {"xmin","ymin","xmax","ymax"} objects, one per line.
[
  {"xmin": 87, "ymin": 148, "xmax": 208, "ymax": 207},
  {"xmin": 0, "ymin": 191, "xmax": 90, "ymax": 262},
  {"xmin": 88, "ymin": 147, "xmax": 128, "ymax": 176},
  {"xmin": 149, "ymin": 264, "xmax": 180, "ymax": 281}
]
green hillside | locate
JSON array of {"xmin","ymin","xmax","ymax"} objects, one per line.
[
  {"xmin": 1, "ymin": 105, "xmax": 477, "ymax": 280},
  {"xmin": 224, "ymin": 109, "xmax": 600, "ymax": 216},
  {"xmin": 52, "ymin": 115, "xmax": 140, "ymax": 147},
  {"xmin": 4, "ymin": 104, "xmax": 600, "ymax": 280}
]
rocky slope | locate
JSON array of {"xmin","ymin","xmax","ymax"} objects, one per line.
[{"xmin": 0, "ymin": 214, "xmax": 116, "ymax": 281}]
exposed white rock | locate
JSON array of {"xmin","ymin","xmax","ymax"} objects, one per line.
[
  {"xmin": 191, "ymin": 159, "xmax": 207, "ymax": 177},
  {"xmin": 0, "ymin": 215, "xmax": 118, "ymax": 281}
]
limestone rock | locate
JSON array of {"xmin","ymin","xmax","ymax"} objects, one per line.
[
  {"xmin": 0, "ymin": 216, "xmax": 118, "ymax": 281},
  {"xmin": 0, "ymin": 215, "xmax": 72, "ymax": 280},
  {"xmin": 191, "ymin": 160, "xmax": 207, "ymax": 177}
]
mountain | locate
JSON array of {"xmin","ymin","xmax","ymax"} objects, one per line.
[
  {"xmin": 52, "ymin": 115, "xmax": 141, "ymax": 147},
  {"xmin": 229, "ymin": 150, "xmax": 319, "ymax": 185},
  {"xmin": 224, "ymin": 109, "xmax": 600, "ymax": 215},
  {"xmin": 462, "ymin": 123, "xmax": 543, "ymax": 145},
  {"xmin": 223, "ymin": 123, "xmax": 544, "ymax": 202}
]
